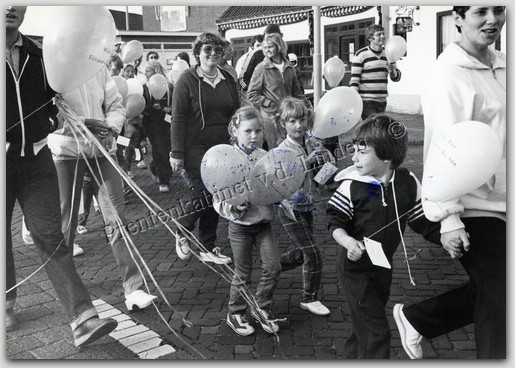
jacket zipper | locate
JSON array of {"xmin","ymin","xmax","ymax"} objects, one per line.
[{"xmin": 8, "ymin": 55, "xmax": 30, "ymax": 156}]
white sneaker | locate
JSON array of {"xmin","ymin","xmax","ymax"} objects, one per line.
[
  {"xmin": 200, "ymin": 247, "xmax": 232, "ymax": 265},
  {"xmin": 73, "ymin": 243, "xmax": 85, "ymax": 257},
  {"xmin": 250, "ymin": 308, "xmax": 280, "ymax": 334},
  {"xmin": 226, "ymin": 313, "xmax": 255, "ymax": 336},
  {"xmin": 22, "ymin": 219, "xmax": 34, "ymax": 245},
  {"xmin": 393, "ymin": 304, "xmax": 423, "ymax": 359},
  {"xmin": 300, "ymin": 301, "xmax": 331, "ymax": 316},
  {"xmin": 125, "ymin": 290, "xmax": 158, "ymax": 311},
  {"xmin": 159, "ymin": 184, "xmax": 169, "ymax": 193},
  {"xmin": 176, "ymin": 236, "xmax": 192, "ymax": 261},
  {"xmin": 76, "ymin": 225, "xmax": 88, "ymax": 235}
]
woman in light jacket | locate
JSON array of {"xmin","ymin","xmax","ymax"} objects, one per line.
[{"xmin": 247, "ymin": 33, "xmax": 304, "ymax": 149}]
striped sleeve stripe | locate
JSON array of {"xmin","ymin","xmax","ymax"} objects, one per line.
[
  {"xmin": 407, "ymin": 202, "xmax": 424, "ymax": 222},
  {"xmin": 328, "ymin": 199, "xmax": 353, "ymax": 219}
]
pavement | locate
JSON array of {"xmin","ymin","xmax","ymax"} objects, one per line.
[{"xmin": 4, "ymin": 113, "xmax": 476, "ymax": 360}]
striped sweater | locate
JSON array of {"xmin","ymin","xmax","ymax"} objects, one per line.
[
  {"xmin": 349, "ymin": 46, "xmax": 401, "ymax": 102},
  {"xmin": 326, "ymin": 166, "xmax": 440, "ymax": 268}
]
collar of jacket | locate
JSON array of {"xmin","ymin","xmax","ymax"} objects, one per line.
[{"xmin": 262, "ymin": 56, "xmax": 293, "ymax": 70}]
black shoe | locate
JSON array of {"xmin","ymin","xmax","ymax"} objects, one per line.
[
  {"xmin": 250, "ymin": 308, "xmax": 279, "ymax": 334},
  {"xmin": 73, "ymin": 317, "xmax": 118, "ymax": 348}
]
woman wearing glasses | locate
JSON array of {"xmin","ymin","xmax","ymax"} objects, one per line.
[
  {"xmin": 169, "ymin": 32, "xmax": 240, "ymax": 265},
  {"xmin": 247, "ymin": 33, "xmax": 305, "ymax": 149}
]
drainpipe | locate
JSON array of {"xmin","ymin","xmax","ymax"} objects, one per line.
[{"xmin": 125, "ymin": 6, "xmax": 130, "ymax": 31}]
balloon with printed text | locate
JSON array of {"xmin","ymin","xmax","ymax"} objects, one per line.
[
  {"xmin": 42, "ymin": 6, "xmax": 116, "ymax": 93},
  {"xmin": 385, "ymin": 36, "xmax": 407, "ymax": 63},
  {"xmin": 422, "ymin": 121, "xmax": 503, "ymax": 202},
  {"xmin": 120, "ymin": 40, "xmax": 144, "ymax": 64},
  {"xmin": 323, "ymin": 56, "xmax": 346, "ymax": 88},
  {"xmin": 313, "ymin": 87, "xmax": 362, "ymax": 139},
  {"xmin": 201, "ymin": 145, "xmax": 253, "ymax": 206},
  {"xmin": 147, "ymin": 74, "xmax": 169, "ymax": 100},
  {"xmin": 125, "ymin": 94, "xmax": 146, "ymax": 119},
  {"xmin": 247, "ymin": 148, "xmax": 306, "ymax": 206}
]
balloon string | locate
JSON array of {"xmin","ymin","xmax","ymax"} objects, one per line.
[
  {"xmin": 54, "ymin": 98, "xmax": 281, "ymax": 352},
  {"xmin": 6, "ymin": 98, "xmax": 55, "ymax": 133}
]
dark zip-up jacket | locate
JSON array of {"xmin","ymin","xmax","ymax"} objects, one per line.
[
  {"xmin": 6, "ymin": 34, "xmax": 58, "ymax": 157},
  {"xmin": 327, "ymin": 166, "xmax": 440, "ymax": 270}
]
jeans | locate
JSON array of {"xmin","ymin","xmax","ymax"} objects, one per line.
[
  {"xmin": 77, "ymin": 169, "xmax": 99, "ymax": 227},
  {"xmin": 361, "ymin": 100, "xmax": 387, "ymax": 121},
  {"xmin": 143, "ymin": 119, "xmax": 171, "ymax": 185},
  {"xmin": 6, "ymin": 146, "xmax": 97, "ymax": 329},
  {"xmin": 174, "ymin": 170, "xmax": 219, "ymax": 252},
  {"xmin": 228, "ymin": 221, "xmax": 281, "ymax": 314},
  {"xmin": 336, "ymin": 248, "xmax": 392, "ymax": 359},
  {"xmin": 403, "ymin": 217, "xmax": 506, "ymax": 358},
  {"xmin": 53, "ymin": 155, "xmax": 143, "ymax": 296},
  {"xmin": 279, "ymin": 210, "xmax": 323, "ymax": 303}
]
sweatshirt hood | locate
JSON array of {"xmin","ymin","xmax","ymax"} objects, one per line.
[{"xmin": 439, "ymin": 42, "xmax": 506, "ymax": 70}]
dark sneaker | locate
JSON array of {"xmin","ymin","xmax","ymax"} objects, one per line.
[
  {"xmin": 251, "ymin": 308, "xmax": 279, "ymax": 334},
  {"xmin": 226, "ymin": 313, "xmax": 255, "ymax": 336},
  {"xmin": 73, "ymin": 317, "xmax": 118, "ymax": 347}
]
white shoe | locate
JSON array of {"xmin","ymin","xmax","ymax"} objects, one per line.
[
  {"xmin": 226, "ymin": 313, "xmax": 255, "ymax": 336},
  {"xmin": 250, "ymin": 308, "xmax": 280, "ymax": 334},
  {"xmin": 159, "ymin": 184, "xmax": 169, "ymax": 193},
  {"xmin": 393, "ymin": 304, "xmax": 423, "ymax": 359},
  {"xmin": 22, "ymin": 220, "xmax": 34, "ymax": 245},
  {"xmin": 176, "ymin": 236, "xmax": 192, "ymax": 261},
  {"xmin": 76, "ymin": 225, "xmax": 88, "ymax": 235},
  {"xmin": 125, "ymin": 290, "xmax": 158, "ymax": 311},
  {"xmin": 200, "ymin": 247, "xmax": 232, "ymax": 265},
  {"xmin": 300, "ymin": 301, "xmax": 331, "ymax": 316},
  {"xmin": 73, "ymin": 243, "xmax": 85, "ymax": 257}
]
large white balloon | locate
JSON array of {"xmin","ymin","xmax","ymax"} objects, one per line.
[
  {"xmin": 247, "ymin": 148, "xmax": 306, "ymax": 205},
  {"xmin": 313, "ymin": 87, "xmax": 362, "ymax": 139},
  {"xmin": 384, "ymin": 36, "xmax": 407, "ymax": 63},
  {"xmin": 201, "ymin": 145, "xmax": 253, "ymax": 206},
  {"xmin": 125, "ymin": 94, "xmax": 145, "ymax": 119},
  {"xmin": 126, "ymin": 78, "xmax": 143, "ymax": 96},
  {"xmin": 170, "ymin": 59, "xmax": 190, "ymax": 84},
  {"xmin": 42, "ymin": 6, "xmax": 116, "ymax": 93},
  {"xmin": 422, "ymin": 121, "xmax": 503, "ymax": 202},
  {"xmin": 323, "ymin": 56, "xmax": 346, "ymax": 88},
  {"xmin": 121, "ymin": 40, "xmax": 144, "ymax": 64},
  {"xmin": 147, "ymin": 74, "xmax": 168, "ymax": 100}
]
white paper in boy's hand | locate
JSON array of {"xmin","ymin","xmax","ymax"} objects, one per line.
[
  {"xmin": 363, "ymin": 237, "xmax": 391, "ymax": 269},
  {"xmin": 314, "ymin": 162, "xmax": 339, "ymax": 184},
  {"xmin": 116, "ymin": 135, "xmax": 131, "ymax": 147}
]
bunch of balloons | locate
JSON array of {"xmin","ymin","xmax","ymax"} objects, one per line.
[
  {"xmin": 201, "ymin": 146, "xmax": 305, "ymax": 206},
  {"xmin": 422, "ymin": 121, "xmax": 503, "ymax": 202}
]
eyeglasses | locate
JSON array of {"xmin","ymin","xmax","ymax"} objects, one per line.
[
  {"xmin": 201, "ymin": 45, "xmax": 224, "ymax": 55},
  {"xmin": 149, "ymin": 56, "xmax": 157, "ymax": 60},
  {"xmin": 342, "ymin": 139, "xmax": 368, "ymax": 154}
]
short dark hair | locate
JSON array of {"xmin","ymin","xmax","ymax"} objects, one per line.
[
  {"xmin": 452, "ymin": 6, "xmax": 470, "ymax": 33},
  {"xmin": 353, "ymin": 114, "xmax": 408, "ymax": 169},
  {"xmin": 109, "ymin": 54, "xmax": 123, "ymax": 70},
  {"xmin": 252, "ymin": 34, "xmax": 264, "ymax": 45},
  {"xmin": 264, "ymin": 24, "xmax": 281, "ymax": 36},
  {"xmin": 365, "ymin": 24, "xmax": 384, "ymax": 41},
  {"xmin": 192, "ymin": 32, "xmax": 225, "ymax": 65},
  {"xmin": 175, "ymin": 52, "xmax": 191, "ymax": 67}
]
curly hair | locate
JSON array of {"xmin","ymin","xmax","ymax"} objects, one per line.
[{"xmin": 192, "ymin": 32, "xmax": 225, "ymax": 65}]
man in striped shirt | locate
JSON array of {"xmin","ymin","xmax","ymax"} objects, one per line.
[{"xmin": 349, "ymin": 24, "xmax": 402, "ymax": 120}]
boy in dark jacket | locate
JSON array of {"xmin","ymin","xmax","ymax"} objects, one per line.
[{"xmin": 326, "ymin": 114, "xmax": 440, "ymax": 358}]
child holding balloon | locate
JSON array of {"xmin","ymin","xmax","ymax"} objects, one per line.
[
  {"xmin": 276, "ymin": 97, "xmax": 334, "ymax": 316},
  {"xmin": 212, "ymin": 105, "xmax": 281, "ymax": 336},
  {"xmin": 326, "ymin": 114, "xmax": 440, "ymax": 358}
]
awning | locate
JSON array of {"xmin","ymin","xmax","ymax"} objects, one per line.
[{"xmin": 216, "ymin": 6, "xmax": 375, "ymax": 31}]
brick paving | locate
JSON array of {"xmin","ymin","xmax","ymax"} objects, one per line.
[{"xmin": 5, "ymin": 113, "xmax": 476, "ymax": 360}]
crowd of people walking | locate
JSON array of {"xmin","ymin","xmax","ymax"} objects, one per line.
[{"xmin": 6, "ymin": 5, "xmax": 506, "ymax": 359}]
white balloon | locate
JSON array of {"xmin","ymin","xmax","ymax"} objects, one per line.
[
  {"xmin": 384, "ymin": 36, "xmax": 407, "ymax": 63},
  {"xmin": 201, "ymin": 145, "xmax": 253, "ymax": 206},
  {"xmin": 126, "ymin": 78, "xmax": 143, "ymax": 96},
  {"xmin": 42, "ymin": 6, "xmax": 116, "ymax": 93},
  {"xmin": 170, "ymin": 59, "xmax": 189, "ymax": 84},
  {"xmin": 136, "ymin": 73, "xmax": 147, "ymax": 85},
  {"xmin": 247, "ymin": 148, "xmax": 306, "ymax": 205},
  {"xmin": 120, "ymin": 40, "xmax": 144, "ymax": 64},
  {"xmin": 323, "ymin": 56, "xmax": 346, "ymax": 88},
  {"xmin": 422, "ymin": 121, "xmax": 503, "ymax": 202}
]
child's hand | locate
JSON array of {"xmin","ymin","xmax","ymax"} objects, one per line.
[
  {"xmin": 336, "ymin": 235, "xmax": 365, "ymax": 261},
  {"xmin": 235, "ymin": 202, "xmax": 251, "ymax": 211}
]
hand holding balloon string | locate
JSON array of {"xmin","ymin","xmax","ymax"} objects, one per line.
[{"xmin": 84, "ymin": 118, "xmax": 112, "ymax": 139}]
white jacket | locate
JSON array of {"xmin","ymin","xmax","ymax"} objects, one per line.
[
  {"xmin": 48, "ymin": 67, "xmax": 126, "ymax": 159},
  {"xmin": 421, "ymin": 42, "xmax": 506, "ymax": 233}
]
